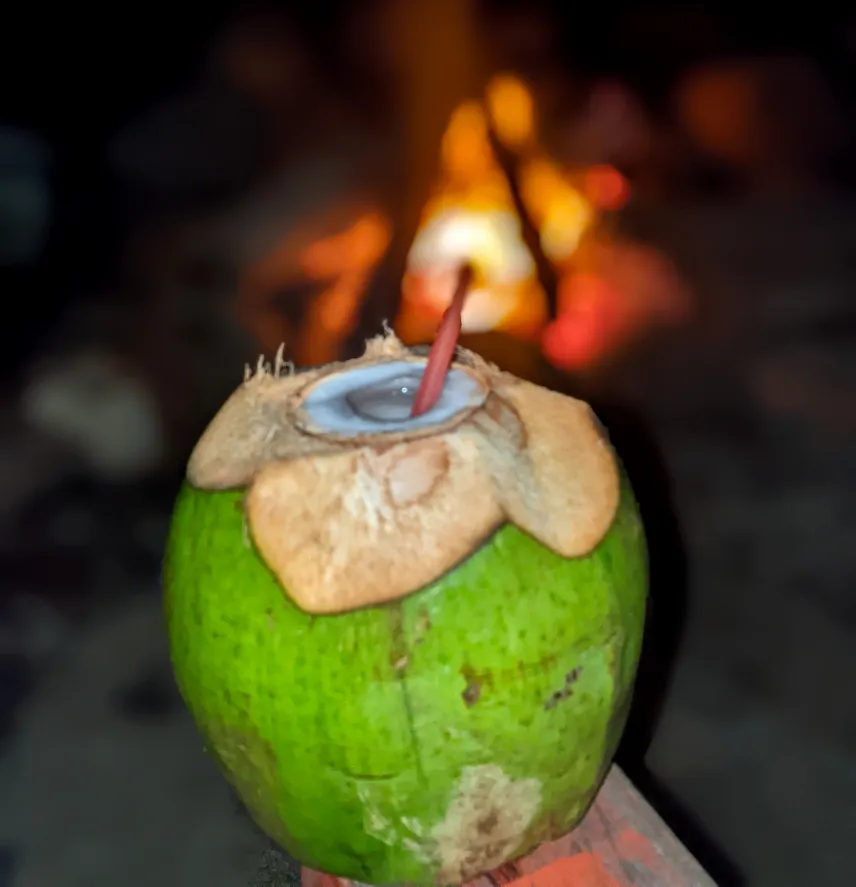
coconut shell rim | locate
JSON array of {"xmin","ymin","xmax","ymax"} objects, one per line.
[
  {"xmin": 291, "ymin": 353, "xmax": 491, "ymax": 446},
  {"xmin": 185, "ymin": 334, "xmax": 622, "ymax": 615}
]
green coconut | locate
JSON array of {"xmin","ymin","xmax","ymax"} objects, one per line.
[{"xmin": 163, "ymin": 334, "xmax": 647, "ymax": 887}]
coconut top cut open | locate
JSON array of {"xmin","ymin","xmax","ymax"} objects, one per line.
[{"xmin": 188, "ymin": 332, "xmax": 621, "ymax": 615}]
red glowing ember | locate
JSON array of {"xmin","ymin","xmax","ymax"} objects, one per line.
[
  {"xmin": 543, "ymin": 274, "xmax": 619, "ymax": 369},
  {"xmin": 583, "ymin": 164, "xmax": 631, "ymax": 212},
  {"xmin": 410, "ymin": 265, "xmax": 473, "ymax": 417}
]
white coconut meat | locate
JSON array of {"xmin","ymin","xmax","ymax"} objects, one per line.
[
  {"xmin": 187, "ymin": 333, "xmax": 622, "ymax": 614},
  {"xmin": 296, "ymin": 360, "xmax": 487, "ymax": 437}
]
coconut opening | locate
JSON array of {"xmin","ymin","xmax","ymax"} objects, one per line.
[
  {"xmin": 298, "ymin": 360, "xmax": 488, "ymax": 436},
  {"xmin": 188, "ymin": 333, "xmax": 622, "ymax": 614}
]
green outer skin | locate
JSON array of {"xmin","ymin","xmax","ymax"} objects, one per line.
[{"xmin": 164, "ymin": 478, "xmax": 647, "ymax": 886}]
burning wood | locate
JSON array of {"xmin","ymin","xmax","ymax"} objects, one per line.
[
  {"xmin": 249, "ymin": 63, "xmax": 687, "ymax": 373},
  {"xmin": 115, "ymin": 1, "xmax": 691, "ymax": 397}
]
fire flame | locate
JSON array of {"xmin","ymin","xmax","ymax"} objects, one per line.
[
  {"xmin": 397, "ymin": 73, "xmax": 632, "ymax": 349},
  {"xmin": 239, "ymin": 73, "xmax": 688, "ymax": 371}
]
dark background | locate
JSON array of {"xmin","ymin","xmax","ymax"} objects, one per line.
[{"xmin": 1, "ymin": 2, "xmax": 855, "ymax": 885}]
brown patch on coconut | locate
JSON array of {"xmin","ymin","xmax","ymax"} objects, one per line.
[
  {"xmin": 429, "ymin": 764, "xmax": 542, "ymax": 885},
  {"xmin": 186, "ymin": 350, "xmax": 340, "ymax": 490},
  {"xmin": 465, "ymin": 373, "xmax": 620, "ymax": 558},
  {"xmin": 187, "ymin": 331, "xmax": 620, "ymax": 613},
  {"xmin": 246, "ymin": 432, "xmax": 502, "ymax": 614}
]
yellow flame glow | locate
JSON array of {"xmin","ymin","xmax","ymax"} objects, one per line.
[
  {"xmin": 238, "ymin": 70, "xmax": 675, "ymax": 372},
  {"xmin": 486, "ymin": 73, "xmax": 536, "ymax": 151},
  {"xmin": 401, "ymin": 73, "xmax": 594, "ymax": 336}
]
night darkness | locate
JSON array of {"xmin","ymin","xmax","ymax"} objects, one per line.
[{"xmin": 1, "ymin": 3, "xmax": 855, "ymax": 886}]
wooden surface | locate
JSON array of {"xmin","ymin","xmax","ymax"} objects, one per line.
[
  {"xmin": 465, "ymin": 765, "xmax": 717, "ymax": 887},
  {"xmin": 302, "ymin": 765, "xmax": 717, "ymax": 887}
]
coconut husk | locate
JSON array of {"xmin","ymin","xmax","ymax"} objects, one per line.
[{"xmin": 187, "ymin": 334, "xmax": 620, "ymax": 614}]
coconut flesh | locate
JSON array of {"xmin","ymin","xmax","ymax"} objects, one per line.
[
  {"xmin": 187, "ymin": 332, "xmax": 621, "ymax": 615},
  {"xmin": 299, "ymin": 360, "xmax": 487, "ymax": 434}
]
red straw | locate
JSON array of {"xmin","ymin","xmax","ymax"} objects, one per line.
[{"xmin": 409, "ymin": 265, "xmax": 473, "ymax": 418}]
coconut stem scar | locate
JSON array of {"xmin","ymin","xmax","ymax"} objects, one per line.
[{"xmin": 409, "ymin": 265, "xmax": 474, "ymax": 418}]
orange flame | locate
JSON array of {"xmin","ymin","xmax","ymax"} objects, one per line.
[
  {"xmin": 300, "ymin": 212, "xmax": 391, "ymax": 366},
  {"xmin": 486, "ymin": 74, "xmax": 536, "ymax": 152},
  {"xmin": 398, "ymin": 73, "xmax": 598, "ymax": 343},
  {"xmin": 239, "ymin": 73, "xmax": 688, "ymax": 371},
  {"xmin": 239, "ymin": 209, "xmax": 390, "ymax": 367}
]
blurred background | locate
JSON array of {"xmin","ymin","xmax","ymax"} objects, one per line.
[{"xmin": 1, "ymin": 1, "xmax": 856, "ymax": 885}]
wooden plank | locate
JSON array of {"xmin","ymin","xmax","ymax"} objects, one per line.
[
  {"xmin": 301, "ymin": 765, "xmax": 717, "ymax": 887},
  {"xmin": 464, "ymin": 765, "xmax": 717, "ymax": 887}
]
